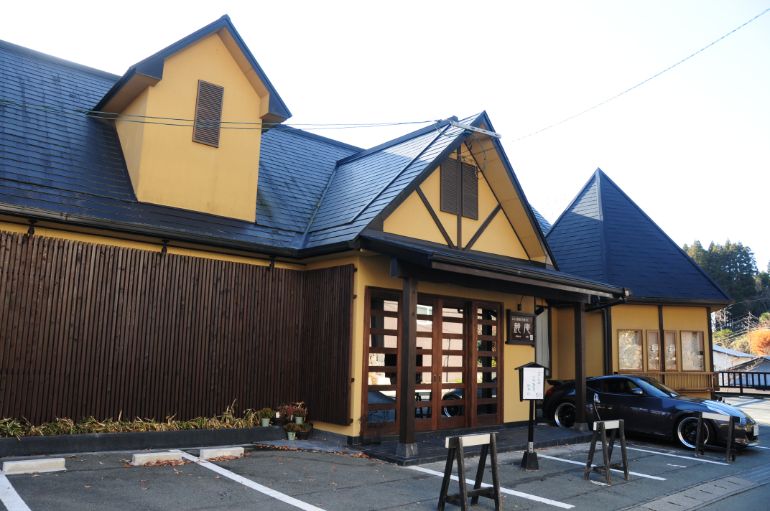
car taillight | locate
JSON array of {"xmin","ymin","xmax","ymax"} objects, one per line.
[{"xmin": 545, "ymin": 386, "xmax": 555, "ymax": 399}]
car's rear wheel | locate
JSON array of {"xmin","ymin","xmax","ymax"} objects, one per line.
[
  {"xmin": 676, "ymin": 416, "xmax": 710, "ymax": 449},
  {"xmin": 442, "ymin": 394, "xmax": 461, "ymax": 417},
  {"xmin": 554, "ymin": 401, "xmax": 576, "ymax": 428}
]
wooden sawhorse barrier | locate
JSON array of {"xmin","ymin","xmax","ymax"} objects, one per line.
[
  {"xmin": 696, "ymin": 411, "xmax": 737, "ymax": 463},
  {"xmin": 584, "ymin": 419, "xmax": 629, "ymax": 485},
  {"xmin": 438, "ymin": 432, "xmax": 501, "ymax": 510}
]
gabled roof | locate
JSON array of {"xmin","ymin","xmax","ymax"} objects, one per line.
[
  {"xmin": 546, "ymin": 169, "xmax": 731, "ymax": 305},
  {"xmin": 0, "ymin": 39, "xmax": 483, "ymax": 257},
  {"xmin": 531, "ymin": 208, "xmax": 552, "ymax": 236},
  {"xmin": 713, "ymin": 345, "xmax": 754, "ymax": 358},
  {"xmin": 94, "ymin": 15, "xmax": 291, "ymax": 123}
]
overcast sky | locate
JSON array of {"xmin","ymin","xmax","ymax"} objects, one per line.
[{"xmin": 3, "ymin": 1, "xmax": 769, "ymax": 269}]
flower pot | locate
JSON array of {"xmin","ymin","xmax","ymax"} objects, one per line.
[
  {"xmin": 294, "ymin": 416, "xmax": 304, "ymax": 425},
  {"xmin": 286, "ymin": 431, "xmax": 296, "ymax": 441},
  {"xmin": 260, "ymin": 418, "xmax": 270, "ymax": 427},
  {"xmin": 296, "ymin": 423, "xmax": 313, "ymax": 440}
]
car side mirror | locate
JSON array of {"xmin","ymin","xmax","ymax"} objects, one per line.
[{"xmin": 630, "ymin": 387, "xmax": 643, "ymax": 396}]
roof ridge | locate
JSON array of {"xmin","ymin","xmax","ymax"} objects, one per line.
[
  {"xmin": 336, "ymin": 117, "xmax": 456, "ymax": 165},
  {"xmin": 271, "ymin": 125, "xmax": 361, "ymax": 152},
  {"xmin": 597, "ymin": 170, "xmax": 731, "ymax": 302},
  {"xmin": 547, "ymin": 169, "xmax": 599, "ymax": 237},
  {"xmin": 0, "ymin": 40, "xmax": 119, "ymax": 81}
]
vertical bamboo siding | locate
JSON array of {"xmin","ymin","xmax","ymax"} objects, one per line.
[{"xmin": 0, "ymin": 232, "xmax": 353, "ymax": 425}]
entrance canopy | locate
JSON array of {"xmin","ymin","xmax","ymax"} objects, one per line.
[{"xmin": 360, "ymin": 230, "xmax": 626, "ymax": 303}]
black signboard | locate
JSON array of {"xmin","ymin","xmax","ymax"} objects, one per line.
[{"xmin": 506, "ymin": 311, "xmax": 535, "ymax": 345}]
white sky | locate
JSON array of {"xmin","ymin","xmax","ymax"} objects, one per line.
[{"xmin": 3, "ymin": 1, "xmax": 769, "ymax": 269}]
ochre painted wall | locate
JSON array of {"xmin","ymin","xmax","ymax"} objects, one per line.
[
  {"xmin": 115, "ymin": 32, "xmax": 265, "ymax": 221},
  {"xmin": 384, "ymin": 161, "xmax": 528, "ymax": 260},
  {"xmin": 586, "ymin": 311, "xmax": 604, "ymax": 377},
  {"xmin": 550, "ymin": 308, "xmax": 605, "ymax": 380}
]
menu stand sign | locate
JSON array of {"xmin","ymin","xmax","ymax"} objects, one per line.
[{"xmin": 516, "ymin": 362, "xmax": 546, "ymax": 470}]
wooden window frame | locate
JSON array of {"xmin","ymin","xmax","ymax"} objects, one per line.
[
  {"xmin": 663, "ymin": 330, "xmax": 678, "ymax": 371},
  {"xmin": 617, "ymin": 329, "xmax": 644, "ymax": 372},
  {"xmin": 680, "ymin": 330, "xmax": 706, "ymax": 372},
  {"xmin": 645, "ymin": 329, "xmax": 662, "ymax": 372}
]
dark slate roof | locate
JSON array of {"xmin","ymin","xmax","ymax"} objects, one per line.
[
  {"xmin": 95, "ymin": 15, "xmax": 291, "ymax": 122},
  {"xmin": 531, "ymin": 207, "xmax": 551, "ymax": 236},
  {"xmin": 0, "ymin": 39, "xmax": 475, "ymax": 256},
  {"xmin": 546, "ymin": 169, "xmax": 730, "ymax": 304}
]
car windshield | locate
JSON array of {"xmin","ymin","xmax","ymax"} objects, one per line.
[{"xmin": 639, "ymin": 377, "xmax": 679, "ymax": 397}]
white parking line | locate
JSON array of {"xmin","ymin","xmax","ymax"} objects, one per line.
[
  {"xmin": 538, "ymin": 454, "xmax": 665, "ymax": 481},
  {"xmin": 625, "ymin": 446, "xmax": 729, "ymax": 466},
  {"xmin": 175, "ymin": 451, "xmax": 325, "ymax": 511},
  {"xmin": 0, "ymin": 474, "xmax": 31, "ymax": 511},
  {"xmin": 754, "ymin": 445, "xmax": 770, "ymax": 450},
  {"xmin": 407, "ymin": 465, "xmax": 574, "ymax": 509}
]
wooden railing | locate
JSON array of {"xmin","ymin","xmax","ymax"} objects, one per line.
[
  {"xmin": 717, "ymin": 372, "xmax": 770, "ymax": 394},
  {"xmin": 627, "ymin": 371, "xmax": 717, "ymax": 393}
]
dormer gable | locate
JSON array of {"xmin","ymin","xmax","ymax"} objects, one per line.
[
  {"xmin": 96, "ymin": 16, "xmax": 290, "ymax": 222},
  {"xmin": 378, "ymin": 113, "xmax": 554, "ymax": 265}
]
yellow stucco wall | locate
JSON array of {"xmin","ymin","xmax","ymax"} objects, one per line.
[
  {"xmin": 115, "ymin": 32, "xmax": 265, "ymax": 222},
  {"xmin": 550, "ymin": 308, "xmax": 604, "ymax": 379},
  {"xmin": 586, "ymin": 311, "xmax": 604, "ymax": 377},
  {"xmin": 384, "ymin": 163, "xmax": 528, "ymax": 259}
]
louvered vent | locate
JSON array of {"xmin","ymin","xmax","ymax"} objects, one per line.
[
  {"xmin": 193, "ymin": 80, "xmax": 224, "ymax": 147},
  {"xmin": 440, "ymin": 159, "xmax": 478, "ymax": 219},
  {"xmin": 440, "ymin": 159, "xmax": 461, "ymax": 214},
  {"xmin": 461, "ymin": 163, "xmax": 478, "ymax": 220}
]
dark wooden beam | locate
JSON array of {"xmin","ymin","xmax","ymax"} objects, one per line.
[
  {"xmin": 602, "ymin": 308, "xmax": 612, "ymax": 375},
  {"xmin": 456, "ymin": 147, "xmax": 463, "ymax": 248},
  {"xmin": 574, "ymin": 303, "xmax": 587, "ymax": 429},
  {"xmin": 397, "ymin": 275, "xmax": 418, "ymax": 456},
  {"xmin": 415, "ymin": 187, "xmax": 454, "ymax": 248},
  {"xmin": 707, "ymin": 307, "xmax": 714, "ymax": 391},
  {"xmin": 658, "ymin": 305, "xmax": 665, "ymax": 373},
  {"xmin": 464, "ymin": 205, "xmax": 501, "ymax": 251}
]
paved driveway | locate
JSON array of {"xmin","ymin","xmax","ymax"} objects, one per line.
[{"xmin": 2, "ymin": 397, "xmax": 770, "ymax": 510}]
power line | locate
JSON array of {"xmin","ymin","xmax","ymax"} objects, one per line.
[{"xmin": 509, "ymin": 6, "xmax": 770, "ymax": 143}]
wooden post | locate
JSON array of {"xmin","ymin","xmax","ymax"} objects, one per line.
[
  {"xmin": 574, "ymin": 303, "xmax": 587, "ymax": 429},
  {"xmin": 397, "ymin": 275, "xmax": 418, "ymax": 458}
]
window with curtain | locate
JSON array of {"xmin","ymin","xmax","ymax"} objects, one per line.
[
  {"xmin": 618, "ymin": 330, "xmax": 643, "ymax": 371},
  {"xmin": 681, "ymin": 331, "xmax": 705, "ymax": 371}
]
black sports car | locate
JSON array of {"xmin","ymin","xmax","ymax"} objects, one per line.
[{"xmin": 543, "ymin": 374, "xmax": 759, "ymax": 449}]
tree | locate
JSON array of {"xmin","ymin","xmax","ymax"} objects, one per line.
[
  {"xmin": 748, "ymin": 329, "xmax": 770, "ymax": 356},
  {"xmin": 684, "ymin": 240, "xmax": 766, "ymax": 318}
]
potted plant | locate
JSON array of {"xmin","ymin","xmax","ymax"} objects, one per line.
[
  {"xmin": 293, "ymin": 406, "xmax": 307, "ymax": 425},
  {"xmin": 257, "ymin": 408, "xmax": 274, "ymax": 427},
  {"xmin": 284, "ymin": 422, "xmax": 302, "ymax": 441},
  {"xmin": 295, "ymin": 421, "xmax": 313, "ymax": 440}
]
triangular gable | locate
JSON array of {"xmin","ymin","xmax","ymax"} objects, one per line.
[
  {"xmin": 95, "ymin": 15, "xmax": 290, "ymax": 123},
  {"xmin": 547, "ymin": 169, "xmax": 730, "ymax": 304},
  {"xmin": 374, "ymin": 112, "xmax": 554, "ymax": 265}
]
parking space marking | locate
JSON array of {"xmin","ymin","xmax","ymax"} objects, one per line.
[
  {"xmin": 667, "ymin": 463, "xmax": 686, "ymax": 468},
  {"xmin": 0, "ymin": 474, "xmax": 31, "ymax": 511},
  {"xmin": 538, "ymin": 454, "xmax": 665, "ymax": 481},
  {"xmin": 625, "ymin": 446, "xmax": 729, "ymax": 466},
  {"xmin": 754, "ymin": 445, "xmax": 770, "ymax": 450},
  {"xmin": 175, "ymin": 451, "xmax": 325, "ymax": 511},
  {"xmin": 407, "ymin": 465, "xmax": 574, "ymax": 509}
]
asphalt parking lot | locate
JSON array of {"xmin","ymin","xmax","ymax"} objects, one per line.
[{"xmin": 1, "ymin": 396, "xmax": 769, "ymax": 510}]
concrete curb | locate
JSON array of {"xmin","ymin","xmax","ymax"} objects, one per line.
[
  {"xmin": 2, "ymin": 457, "xmax": 66, "ymax": 475},
  {"xmin": 130, "ymin": 451, "xmax": 183, "ymax": 466},
  {"xmin": 199, "ymin": 447, "xmax": 244, "ymax": 460}
]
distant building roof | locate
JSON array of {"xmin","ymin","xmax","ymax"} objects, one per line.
[
  {"xmin": 713, "ymin": 345, "xmax": 755, "ymax": 358},
  {"xmin": 546, "ymin": 169, "xmax": 730, "ymax": 305},
  {"xmin": 727, "ymin": 356, "xmax": 770, "ymax": 372}
]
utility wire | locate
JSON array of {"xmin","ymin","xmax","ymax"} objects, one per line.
[
  {"xmin": 1, "ymin": 7, "xmax": 767, "ymax": 139},
  {"xmin": 510, "ymin": 6, "xmax": 770, "ymax": 143}
]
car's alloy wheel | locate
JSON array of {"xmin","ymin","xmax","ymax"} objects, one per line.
[
  {"xmin": 442, "ymin": 396, "xmax": 461, "ymax": 417},
  {"xmin": 676, "ymin": 416, "xmax": 709, "ymax": 449},
  {"xmin": 554, "ymin": 402, "xmax": 576, "ymax": 428}
]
